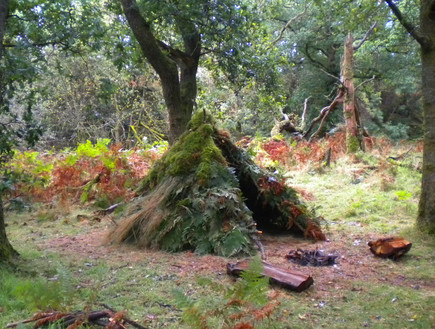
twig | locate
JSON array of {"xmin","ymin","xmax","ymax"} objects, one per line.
[
  {"xmin": 388, "ymin": 144, "xmax": 417, "ymax": 162},
  {"xmin": 319, "ymin": 68, "xmax": 341, "ymax": 82},
  {"xmin": 355, "ymin": 76, "xmax": 376, "ymax": 90},
  {"xmin": 252, "ymin": 234, "xmax": 267, "ymax": 261},
  {"xmin": 101, "ymin": 304, "xmax": 148, "ymax": 329},
  {"xmin": 7, "ymin": 308, "xmax": 148, "ymax": 329}
]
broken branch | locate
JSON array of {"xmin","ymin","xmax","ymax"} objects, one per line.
[
  {"xmin": 7, "ymin": 308, "xmax": 147, "ymax": 329},
  {"xmin": 271, "ymin": 5, "xmax": 307, "ymax": 46}
]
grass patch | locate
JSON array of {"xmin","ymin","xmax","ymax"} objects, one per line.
[{"xmin": 1, "ymin": 145, "xmax": 434, "ymax": 329}]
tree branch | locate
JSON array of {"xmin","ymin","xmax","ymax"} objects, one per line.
[
  {"xmin": 120, "ymin": 0, "xmax": 178, "ymax": 81},
  {"xmin": 385, "ymin": 0, "xmax": 430, "ymax": 48},
  {"xmin": 319, "ymin": 68, "xmax": 341, "ymax": 82},
  {"xmin": 355, "ymin": 76, "xmax": 376, "ymax": 90},
  {"xmin": 157, "ymin": 40, "xmax": 190, "ymax": 65},
  {"xmin": 353, "ymin": 22, "xmax": 377, "ymax": 51},
  {"xmin": 303, "ymin": 88, "xmax": 344, "ymax": 140},
  {"xmin": 300, "ymin": 96, "xmax": 311, "ymax": 131},
  {"xmin": 304, "ymin": 43, "xmax": 330, "ymax": 72},
  {"xmin": 271, "ymin": 5, "xmax": 307, "ymax": 46}
]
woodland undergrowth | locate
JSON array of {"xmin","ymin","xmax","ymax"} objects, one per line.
[
  {"xmin": 1, "ymin": 139, "xmax": 166, "ymax": 210},
  {"xmin": 1, "ymin": 133, "xmax": 430, "ymax": 329},
  {"xmin": 2, "ymin": 132, "xmax": 422, "ymax": 211}
]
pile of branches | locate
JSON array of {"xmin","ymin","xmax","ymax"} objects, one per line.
[{"xmin": 6, "ymin": 305, "xmax": 146, "ymax": 329}]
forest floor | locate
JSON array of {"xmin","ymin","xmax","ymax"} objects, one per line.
[{"xmin": 1, "ymin": 142, "xmax": 435, "ymax": 329}]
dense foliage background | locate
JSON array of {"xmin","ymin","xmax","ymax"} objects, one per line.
[{"xmin": 0, "ymin": 0, "xmax": 422, "ymax": 150}]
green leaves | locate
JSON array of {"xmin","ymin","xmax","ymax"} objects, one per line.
[
  {"xmin": 219, "ymin": 229, "xmax": 250, "ymax": 257},
  {"xmin": 76, "ymin": 139, "xmax": 110, "ymax": 158},
  {"xmin": 228, "ymin": 255, "xmax": 269, "ymax": 306}
]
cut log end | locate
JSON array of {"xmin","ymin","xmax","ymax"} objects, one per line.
[
  {"xmin": 227, "ymin": 259, "xmax": 314, "ymax": 292},
  {"xmin": 368, "ymin": 237, "xmax": 412, "ymax": 260}
]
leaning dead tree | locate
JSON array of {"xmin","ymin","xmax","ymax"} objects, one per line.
[
  {"xmin": 273, "ymin": 25, "xmax": 377, "ymax": 153},
  {"xmin": 341, "ymin": 33, "xmax": 366, "ymax": 153},
  {"xmin": 106, "ymin": 111, "xmax": 325, "ymax": 257}
]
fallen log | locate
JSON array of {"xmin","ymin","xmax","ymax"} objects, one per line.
[
  {"xmin": 227, "ymin": 259, "xmax": 313, "ymax": 292},
  {"xmin": 6, "ymin": 307, "xmax": 147, "ymax": 329},
  {"xmin": 368, "ymin": 237, "xmax": 412, "ymax": 260}
]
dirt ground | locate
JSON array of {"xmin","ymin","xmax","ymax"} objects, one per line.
[{"xmin": 37, "ymin": 218, "xmax": 434, "ymax": 297}]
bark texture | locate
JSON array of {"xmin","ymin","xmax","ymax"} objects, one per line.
[
  {"xmin": 0, "ymin": 0, "xmax": 18, "ymax": 261},
  {"xmin": 119, "ymin": 0, "xmax": 200, "ymax": 144},
  {"xmin": 341, "ymin": 33, "xmax": 364, "ymax": 153},
  {"xmin": 227, "ymin": 259, "xmax": 314, "ymax": 292},
  {"xmin": 418, "ymin": 0, "xmax": 435, "ymax": 233},
  {"xmin": 0, "ymin": 194, "xmax": 18, "ymax": 261},
  {"xmin": 0, "ymin": 0, "xmax": 8, "ymax": 103}
]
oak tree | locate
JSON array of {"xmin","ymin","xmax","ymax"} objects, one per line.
[{"xmin": 117, "ymin": 0, "xmax": 259, "ymax": 143}]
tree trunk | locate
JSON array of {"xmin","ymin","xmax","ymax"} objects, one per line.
[
  {"xmin": 119, "ymin": 0, "xmax": 200, "ymax": 144},
  {"xmin": 0, "ymin": 194, "xmax": 18, "ymax": 261},
  {"xmin": 0, "ymin": 0, "xmax": 8, "ymax": 104},
  {"xmin": 418, "ymin": 0, "xmax": 435, "ymax": 233},
  {"xmin": 341, "ymin": 33, "xmax": 365, "ymax": 153},
  {"xmin": 0, "ymin": 0, "xmax": 18, "ymax": 262}
]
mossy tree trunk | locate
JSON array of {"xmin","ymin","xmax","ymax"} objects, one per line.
[
  {"xmin": 0, "ymin": 0, "xmax": 17, "ymax": 262},
  {"xmin": 0, "ymin": 0, "xmax": 8, "ymax": 105},
  {"xmin": 0, "ymin": 194, "xmax": 18, "ymax": 261},
  {"xmin": 120, "ymin": 0, "xmax": 200, "ymax": 144},
  {"xmin": 341, "ymin": 33, "xmax": 365, "ymax": 153},
  {"xmin": 385, "ymin": 0, "xmax": 435, "ymax": 233},
  {"xmin": 418, "ymin": 1, "xmax": 435, "ymax": 233}
]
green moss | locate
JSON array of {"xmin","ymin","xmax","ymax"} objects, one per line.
[
  {"xmin": 141, "ymin": 112, "xmax": 226, "ymax": 191},
  {"xmin": 186, "ymin": 110, "xmax": 216, "ymax": 130},
  {"xmin": 346, "ymin": 134, "xmax": 360, "ymax": 153}
]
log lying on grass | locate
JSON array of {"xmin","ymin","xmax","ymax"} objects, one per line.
[
  {"xmin": 227, "ymin": 259, "xmax": 314, "ymax": 292},
  {"xmin": 368, "ymin": 237, "xmax": 412, "ymax": 260},
  {"xmin": 6, "ymin": 305, "xmax": 146, "ymax": 329}
]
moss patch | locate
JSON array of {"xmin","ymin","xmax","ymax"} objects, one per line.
[
  {"xmin": 346, "ymin": 133, "xmax": 360, "ymax": 153},
  {"xmin": 141, "ymin": 112, "xmax": 226, "ymax": 190}
]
